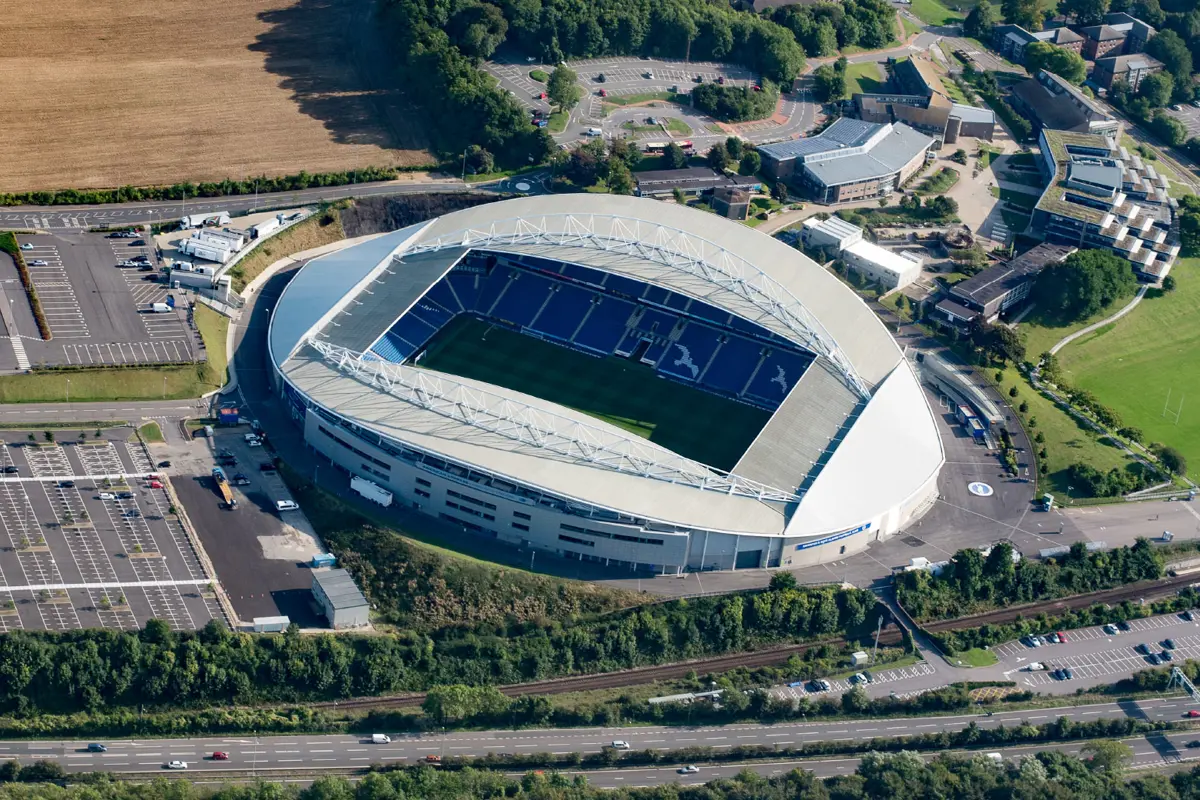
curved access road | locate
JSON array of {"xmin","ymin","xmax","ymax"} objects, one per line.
[{"xmin": 1, "ymin": 695, "xmax": 1194, "ymax": 780}]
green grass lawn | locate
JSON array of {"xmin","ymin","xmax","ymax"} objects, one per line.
[
  {"xmin": 911, "ymin": 0, "xmax": 964, "ymax": 25},
  {"xmin": 901, "ymin": 16, "xmax": 924, "ymax": 39},
  {"xmin": 529, "ymin": 70, "xmax": 548, "ymax": 83},
  {"xmin": 602, "ymin": 91, "xmax": 686, "ymax": 107},
  {"xmin": 996, "ymin": 364, "xmax": 1132, "ymax": 497},
  {"xmin": 194, "ymin": 304, "xmax": 229, "ymax": 387},
  {"xmin": 915, "ymin": 168, "xmax": 959, "ymax": 195},
  {"xmin": 665, "ymin": 117, "xmax": 692, "ymax": 135},
  {"xmin": 1056, "ymin": 258, "xmax": 1200, "ymax": 481},
  {"xmin": 941, "ymin": 76, "xmax": 971, "ymax": 104},
  {"xmin": 951, "ymin": 648, "xmax": 998, "ymax": 668},
  {"xmin": 138, "ymin": 422, "xmax": 165, "ymax": 443},
  {"xmin": 844, "ymin": 61, "xmax": 888, "ymax": 95},
  {"xmin": 548, "ymin": 111, "xmax": 569, "ymax": 134},
  {"xmin": 418, "ymin": 316, "xmax": 771, "ymax": 470}
]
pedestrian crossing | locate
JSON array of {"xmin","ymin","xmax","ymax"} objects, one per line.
[{"xmin": 9, "ymin": 337, "xmax": 29, "ymax": 370}]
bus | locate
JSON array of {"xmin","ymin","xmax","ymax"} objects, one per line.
[{"xmin": 643, "ymin": 140, "xmax": 693, "ymax": 155}]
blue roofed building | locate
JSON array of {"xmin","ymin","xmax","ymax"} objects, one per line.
[{"xmin": 758, "ymin": 119, "xmax": 935, "ymax": 204}]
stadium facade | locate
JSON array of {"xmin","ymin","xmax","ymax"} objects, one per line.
[{"xmin": 268, "ymin": 195, "xmax": 944, "ymax": 573}]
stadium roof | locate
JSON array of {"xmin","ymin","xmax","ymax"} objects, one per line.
[{"xmin": 271, "ymin": 196, "xmax": 940, "ymax": 539}]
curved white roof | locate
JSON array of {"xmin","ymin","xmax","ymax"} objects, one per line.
[{"xmin": 271, "ymin": 195, "xmax": 942, "ymax": 538}]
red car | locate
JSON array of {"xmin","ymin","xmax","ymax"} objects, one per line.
[
  {"xmin": 212, "ymin": 751, "xmax": 229, "ymax": 760},
  {"xmin": 1056, "ymin": 631, "xmax": 1068, "ymax": 642},
  {"xmin": 752, "ymin": 84, "xmax": 762, "ymax": 92},
  {"xmin": 1187, "ymin": 710, "xmax": 1200, "ymax": 718},
  {"xmin": 598, "ymin": 88, "xmax": 608, "ymax": 97},
  {"xmin": 535, "ymin": 92, "xmax": 547, "ymax": 99},
  {"xmin": 148, "ymin": 480, "xmax": 163, "ymax": 489}
]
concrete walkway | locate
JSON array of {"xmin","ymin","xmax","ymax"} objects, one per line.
[{"xmin": 1048, "ymin": 286, "xmax": 1148, "ymax": 356}]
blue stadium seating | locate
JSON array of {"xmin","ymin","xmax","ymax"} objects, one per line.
[
  {"xmin": 743, "ymin": 349, "xmax": 812, "ymax": 404},
  {"xmin": 633, "ymin": 308, "xmax": 679, "ymax": 336},
  {"xmin": 641, "ymin": 338, "xmax": 670, "ymax": 365},
  {"xmin": 658, "ymin": 322, "xmax": 722, "ymax": 383},
  {"xmin": 700, "ymin": 335, "xmax": 764, "ymax": 396},
  {"xmin": 560, "ymin": 263, "xmax": 607, "ymax": 287},
  {"xmin": 371, "ymin": 332, "xmax": 411, "ymax": 363},
  {"xmin": 426, "ymin": 280, "xmax": 464, "ymax": 313},
  {"xmin": 601, "ymin": 274, "xmax": 646, "ymax": 299},
  {"xmin": 641, "ymin": 285, "xmax": 671, "ymax": 306},
  {"xmin": 663, "ymin": 291, "xmax": 691, "ymax": 311},
  {"xmin": 687, "ymin": 299, "xmax": 732, "ymax": 327},
  {"xmin": 474, "ymin": 269, "xmax": 516, "ymax": 317},
  {"xmin": 490, "ymin": 272, "xmax": 554, "ymax": 328},
  {"xmin": 407, "ymin": 298, "xmax": 455, "ymax": 332},
  {"xmin": 532, "ymin": 284, "xmax": 595, "ymax": 341},
  {"xmin": 573, "ymin": 296, "xmax": 635, "ymax": 354}
]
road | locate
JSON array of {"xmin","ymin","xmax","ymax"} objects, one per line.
[
  {"xmin": 4, "ymin": 696, "xmax": 1196, "ymax": 779},
  {"xmin": 0, "ymin": 400, "xmax": 201, "ymax": 423},
  {"xmin": 0, "ymin": 180, "xmax": 502, "ymax": 232}
]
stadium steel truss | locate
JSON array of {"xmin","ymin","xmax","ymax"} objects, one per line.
[
  {"xmin": 306, "ymin": 337, "xmax": 803, "ymax": 503},
  {"xmin": 399, "ymin": 213, "xmax": 872, "ymax": 399}
]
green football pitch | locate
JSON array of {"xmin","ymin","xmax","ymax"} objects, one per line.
[{"xmin": 416, "ymin": 316, "xmax": 771, "ymax": 471}]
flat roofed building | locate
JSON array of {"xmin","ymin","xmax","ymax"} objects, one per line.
[
  {"xmin": 942, "ymin": 243, "xmax": 1076, "ymax": 323},
  {"xmin": 1010, "ymin": 70, "xmax": 1121, "ymax": 136},
  {"xmin": 760, "ymin": 119, "xmax": 934, "ymax": 205},
  {"xmin": 312, "ymin": 568, "xmax": 369, "ymax": 629},
  {"xmin": 841, "ymin": 239, "xmax": 922, "ymax": 291},
  {"xmin": 1032, "ymin": 128, "xmax": 1179, "ymax": 282},
  {"xmin": 800, "ymin": 216, "xmax": 864, "ymax": 252},
  {"xmin": 634, "ymin": 167, "xmax": 760, "ymax": 198}
]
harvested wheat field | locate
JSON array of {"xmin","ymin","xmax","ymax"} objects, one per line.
[{"xmin": 0, "ymin": 0, "xmax": 431, "ymax": 192}]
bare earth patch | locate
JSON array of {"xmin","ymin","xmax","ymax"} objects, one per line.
[{"xmin": 0, "ymin": 0, "xmax": 431, "ymax": 192}]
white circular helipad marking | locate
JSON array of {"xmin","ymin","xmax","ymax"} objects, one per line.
[
  {"xmin": 968, "ymin": 482, "xmax": 994, "ymax": 497},
  {"xmin": 514, "ymin": 182, "xmax": 532, "ymax": 192}
]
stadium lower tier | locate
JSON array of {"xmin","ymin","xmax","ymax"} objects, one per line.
[
  {"xmin": 282, "ymin": 382, "xmax": 937, "ymax": 575},
  {"xmin": 369, "ymin": 250, "xmax": 815, "ymax": 414}
]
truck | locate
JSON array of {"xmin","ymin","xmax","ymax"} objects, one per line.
[
  {"xmin": 177, "ymin": 237, "xmax": 233, "ymax": 264},
  {"xmin": 351, "ymin": 476, "xmax": 393, "ymax": 507},
  {"xmin": 149, "ymin": 303, "xmax": 171, "ymax": 313},
  {"xmin": 180, "ymin": 212, "xmax": 231, "ymax": 229},
  {"xmin": 1041, "ymin": 493, "xmax": 1054, "ymax": 512},
  {"xmin": 212, "ymin": 467, "xmax": 236, "ymax": 509},
  {"xmin": 250, "ymin": 215, "xmax": 282, "ymax": 239}
]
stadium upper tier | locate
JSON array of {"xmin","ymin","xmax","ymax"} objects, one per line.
[{"xmin": 269, "ymin": 196, "xmax": 944, "ymax": 569}]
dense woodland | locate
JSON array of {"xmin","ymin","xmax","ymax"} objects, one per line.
[
  {"xmin": 5, "ymin": 749, "xmax": 1200, "ymax": 799},
  {"xmin": 379, "ymin": 0, "xmax": 807, "ymax": 164},
  {"xmin": 0, "ymin": 584, "xmax": 878, "ymax": 716},
  {"xmin": 895, "ymin": 539, "xmax": 1162, "ymax": 621}
]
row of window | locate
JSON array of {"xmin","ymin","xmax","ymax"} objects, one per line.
[
  {"xmin": 446, "ymin": 500, "xmax": 495, "ymax": 522},
  {"xmin": 439, "ymin": 513, "xmax": 492, "ymax": 535},
  {"xmin": 559, "ymin": 534, "xmax": 595, "ymax": 548},
  {"xmin": 318, "ymin": 425, "xmax": 390, "ymax": 471},
  {"xmin": 448, "ymin": 489, "xmax": 496, "ymax": 511},
  {"xmin": 415, "ymin": 488, "xmax": 431, "ymax": 499},
  {"xmin": 560, "ymin": 523, "xmax": 663, "ymax": 546}
]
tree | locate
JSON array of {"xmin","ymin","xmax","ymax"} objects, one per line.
[
  {"xmin": 813, "ymin": 63, "xmax": 846, "ymax": 102},
  {"xmin": 739, "ymin": 150, "xmax": 761, "ymax": 176},
  {"xmin": 769, "ymin": 571, "xmax": 798, "ymax": 591},
  {"xmin": 1025, "ymin": 42, "xmax": 1087, "ymax": 84},
  {"xmin": 664, "ymin": 142, "xmax": 688, "ymax": 169},
  {"xmin": 1081, "ymin": 740, "xmax": 1133, "ymax": 773},
  {"xmin": 1150, "ymin": 109, "xmax": 1188, "ymax": 146},
  {"xmin": 725, "ymin": 137, "xmax": 744, "ymax": 161},
  {"xmin": 1136, "ymin": 71, "xmax": 1174, "ymax": 108},
  {"xmin": 1032, "ymin": 249, "xmax": 1138, "ymax": 322},
  {"xmin": 1001, "ymin": 0, "xmax": 1044, "ymax": 30},
  {"xmin": 43, "ymin": 430, "xmax": 53, "ymax": 442},
  {"xmin": 1156, "ymin": 445, "xmax": 1187, "ymax": 476},
  {"xmin": 448, "ymin": 2, "xmax": 509, "ymax": 59},
  {"xmin": 672, "ymin": 187, "xmax": 686, "ymax": 204},
  {"xmin": 547, "ymin": 64, "xmax": 582, "ymax": 112},
  {"xmin": 463, "ymin": 145, "xmax": 494, "ymax": 175},
  {"xmin": 607, "ymin": 159, "xmax": 634, "ymax": 195},
  {"xmin": 1009, "ymin": 386, "xmax": 1019, "ymax": 398},
  {"xmin": 1146, "ymin": 31, "xmax": 1193, "ymax": 92},
  {"xmin": 772, "ymin": 181, "xmax": 789, "ymax": 202},
  {"xmin": 1062, "ymin": 0, "xmax": 1110, "ymax": 25},
  {"xmin": 1131, "ymin": 0, "xmax": 1165, "ymax": 27},
  {"xmin": 964, "ymin": 1, "xmax": 997, "ymax": 39},
  {"xmin": 1163, "ymin": 275, "xmax": 1176, "ymax": 292},
  {"xmin": 814, "ymin": 20, "xmax": 839, "ymax": 57},
  {"xmin": 706, "ymin": 142, "xmax": 731, "ymax": 172}
]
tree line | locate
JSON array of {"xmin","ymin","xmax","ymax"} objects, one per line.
[
  {"xmin": 895, "ymin": 539, "xmax": 1163, "ymax": 622},
  {"xmin": 767, "ymin": 0, "xmax": 898, "ymax": 59},
  {"xmin": 7, "ymin": 744, "xmax": 1200, "ymax": 799},
  {"xmin": 691, "ymin": 81, "xmax": 779, "ymax": 122},
  {"xmin": 0, "ymin": 583, "xmax": 880, "ymax": 717}
]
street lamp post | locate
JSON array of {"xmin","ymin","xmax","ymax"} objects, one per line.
[
  {"xmin": 461, "ymin": 149, "xmax": 469, "ymax": 183},
  {"xmin": 65, "ymin": 378, "xmax": 70, "ymax": 404}
]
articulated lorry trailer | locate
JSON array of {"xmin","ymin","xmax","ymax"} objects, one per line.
[{"xmin": 351, "ymin": 476, "xmax": 393, "ymax": 507}]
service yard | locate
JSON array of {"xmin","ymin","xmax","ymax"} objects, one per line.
[
  {"xmin": 9, "ymin": 232, "xmax": 202, "ymax": 369},
  {"xmin": 0, "ymin": 430, "xmax": 222, "ymax": 632},
  {"xmin": 1, "ymin": 0, "xmax": 430, "ymax": 193}
]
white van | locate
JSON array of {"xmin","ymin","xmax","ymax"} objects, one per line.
[
  {"xmin": 371, "ymin": 734, "xmax": 391, "ymax": 744},
  {"xmin": 585, "ymin": 127, "xmax": 603, "ymax": 137},
  {"xmin": 276, "ymin": 500, "xmax": 300, "ymax": 512},
  {"xmin": 98, "ymin": 492, "xmax": 116, "ymax": 500}
]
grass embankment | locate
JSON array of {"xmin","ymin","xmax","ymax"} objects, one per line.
[
  {"xmin": 548, "ymin": 110, "xmax": 569, "ymax": 133},
  {"xmin": 910, "ymin": 0, "xmax": 964, "ymax": 25},
  {"xmin": 602, "ymin": 91, "xmax": 688, "ymax": 108},
  {"xmin": 844, "ymin": 62, "xmax": 887, "ymax": 95},
  {"xmin": 529, "ymin": 69, "xmax": 548, "ymax": 83},
  {"xmin": 901, "ymin": 16, "xmax": 923, "ymax": 39},
  {"xmin": 280, "ymin": 465, "xmax": 644, "ymax": 631},
  {"xmin": 226, "ymin": 209, "xmax": 345, "ymax": 292},
  {"xmin": 137, "ymin": 422, "xmax": 164, "ymax": 443},
  {"xmin": 0, "ymin": 304, "xmax": 228, "ymax": 403},
  {"xmin": 1056, "ymin": 258, "xmax": 1200, "ymax": 481},
  {"xmin": 950, "ymin": 648, "xmax": 999, "ymax": 668}
]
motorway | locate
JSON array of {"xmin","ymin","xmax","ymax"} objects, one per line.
[{"xmin": 2, "ymin": 697, "xmax": 1197, "ymax": 780}]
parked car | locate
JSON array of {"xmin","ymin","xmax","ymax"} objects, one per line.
[
  {"xmin": 98, "ymin": 492, "xmax": 116, "ymax": 500},
  {"xmin": 1165, "ymin": 639, "xmax": 1177, "ymax": 650},
  {"xmin": 1104, "ymin": 623, "xmax": 1119, "ymax": 634},
  {"xmin": 233, "ymin": 474, "xmax": 250, "ymax": 486},
  {"xmin": 1136, "ymin": 643, "xmax": 1151, "ymax": 655},
  {"xmin": 1184, "ymin": 610, "xmax": 1195, "ymax": 621},
  {"xmin": 148, "ymin": 480, "xmax": 163, "ymax": 489},
  {"xmin": 275, "ymin": 500, "xmax": 300, "ymax": 512},
  {"xmin": 1148, "ymin": 653, "xmax": 1162, "ymax": 665},
  {"xmin": 2, "ymin": 466, "xmax": 17, "ymax": 474},
  {"xmin": 260, "ymin": 462, "xmax": 277, "ymax": 472},
  {"xmin": 1063, "ymin": 667, "xmax": 1073, "ymax": 679},
  {"xmin": 29, "ymin": 260, "xmax": 47, "ymax": 266},
  {"xmin": 118, "ymin": 492, "xmax": 133, "ymax": 499},
  {"xmin": 1189, "ymin": 740, "xmax": 1200, "ymax": 748},
  {"xmin": 19, "ymin": 243, "xmax": 33, "ymax": 251},
  {"xmin": 1056, "ymin": 631, "xmax": 1068, "ymax": 642},
  {"xmin": 158, "ymin": 460, "xmax": 172, "ymax": 468},
  {"xmin": 596, "ymin": 73, "xmax": 606, "ymax": 82},
  {"xmin": 598, "ymin": 88, "xmax": 607, "ymax": 97},
  {"xmin": 1163, "ymin": 650, "xmax": 1174, "ymax": 661}
]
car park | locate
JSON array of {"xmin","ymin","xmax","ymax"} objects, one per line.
[
  {"xmin": 212, "ymin": 751, "xmax": 229, "ymax": 760},
  {"xmin": 87, "ymin": 743, "xmax": 107, "ymax": 753},
  {"xmin": 166, "ymin": 761, "xmax": 188, "ymax": 770}
]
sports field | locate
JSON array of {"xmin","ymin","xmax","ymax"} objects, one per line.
[
  {"xmin": 418, "ymin": 316, "xmax": 771, "ymax": 472},
  {"xmin": 1056, "ymin": 258, "xmax": 1200, "ymax": 481}
]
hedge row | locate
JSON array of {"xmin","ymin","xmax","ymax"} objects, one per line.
[{"xmin": 0, "ymin": 233, "xmax": 51, "ymax": 341}]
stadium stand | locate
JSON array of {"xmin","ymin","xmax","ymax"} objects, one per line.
[{"xmin": 369, "ymin": 255, "xmax": 819, "ymax": 412}]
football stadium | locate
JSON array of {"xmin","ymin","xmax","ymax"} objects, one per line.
[{"xmin": 268, "ymin": 195, "xmax": 945, "ymax": 574}]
